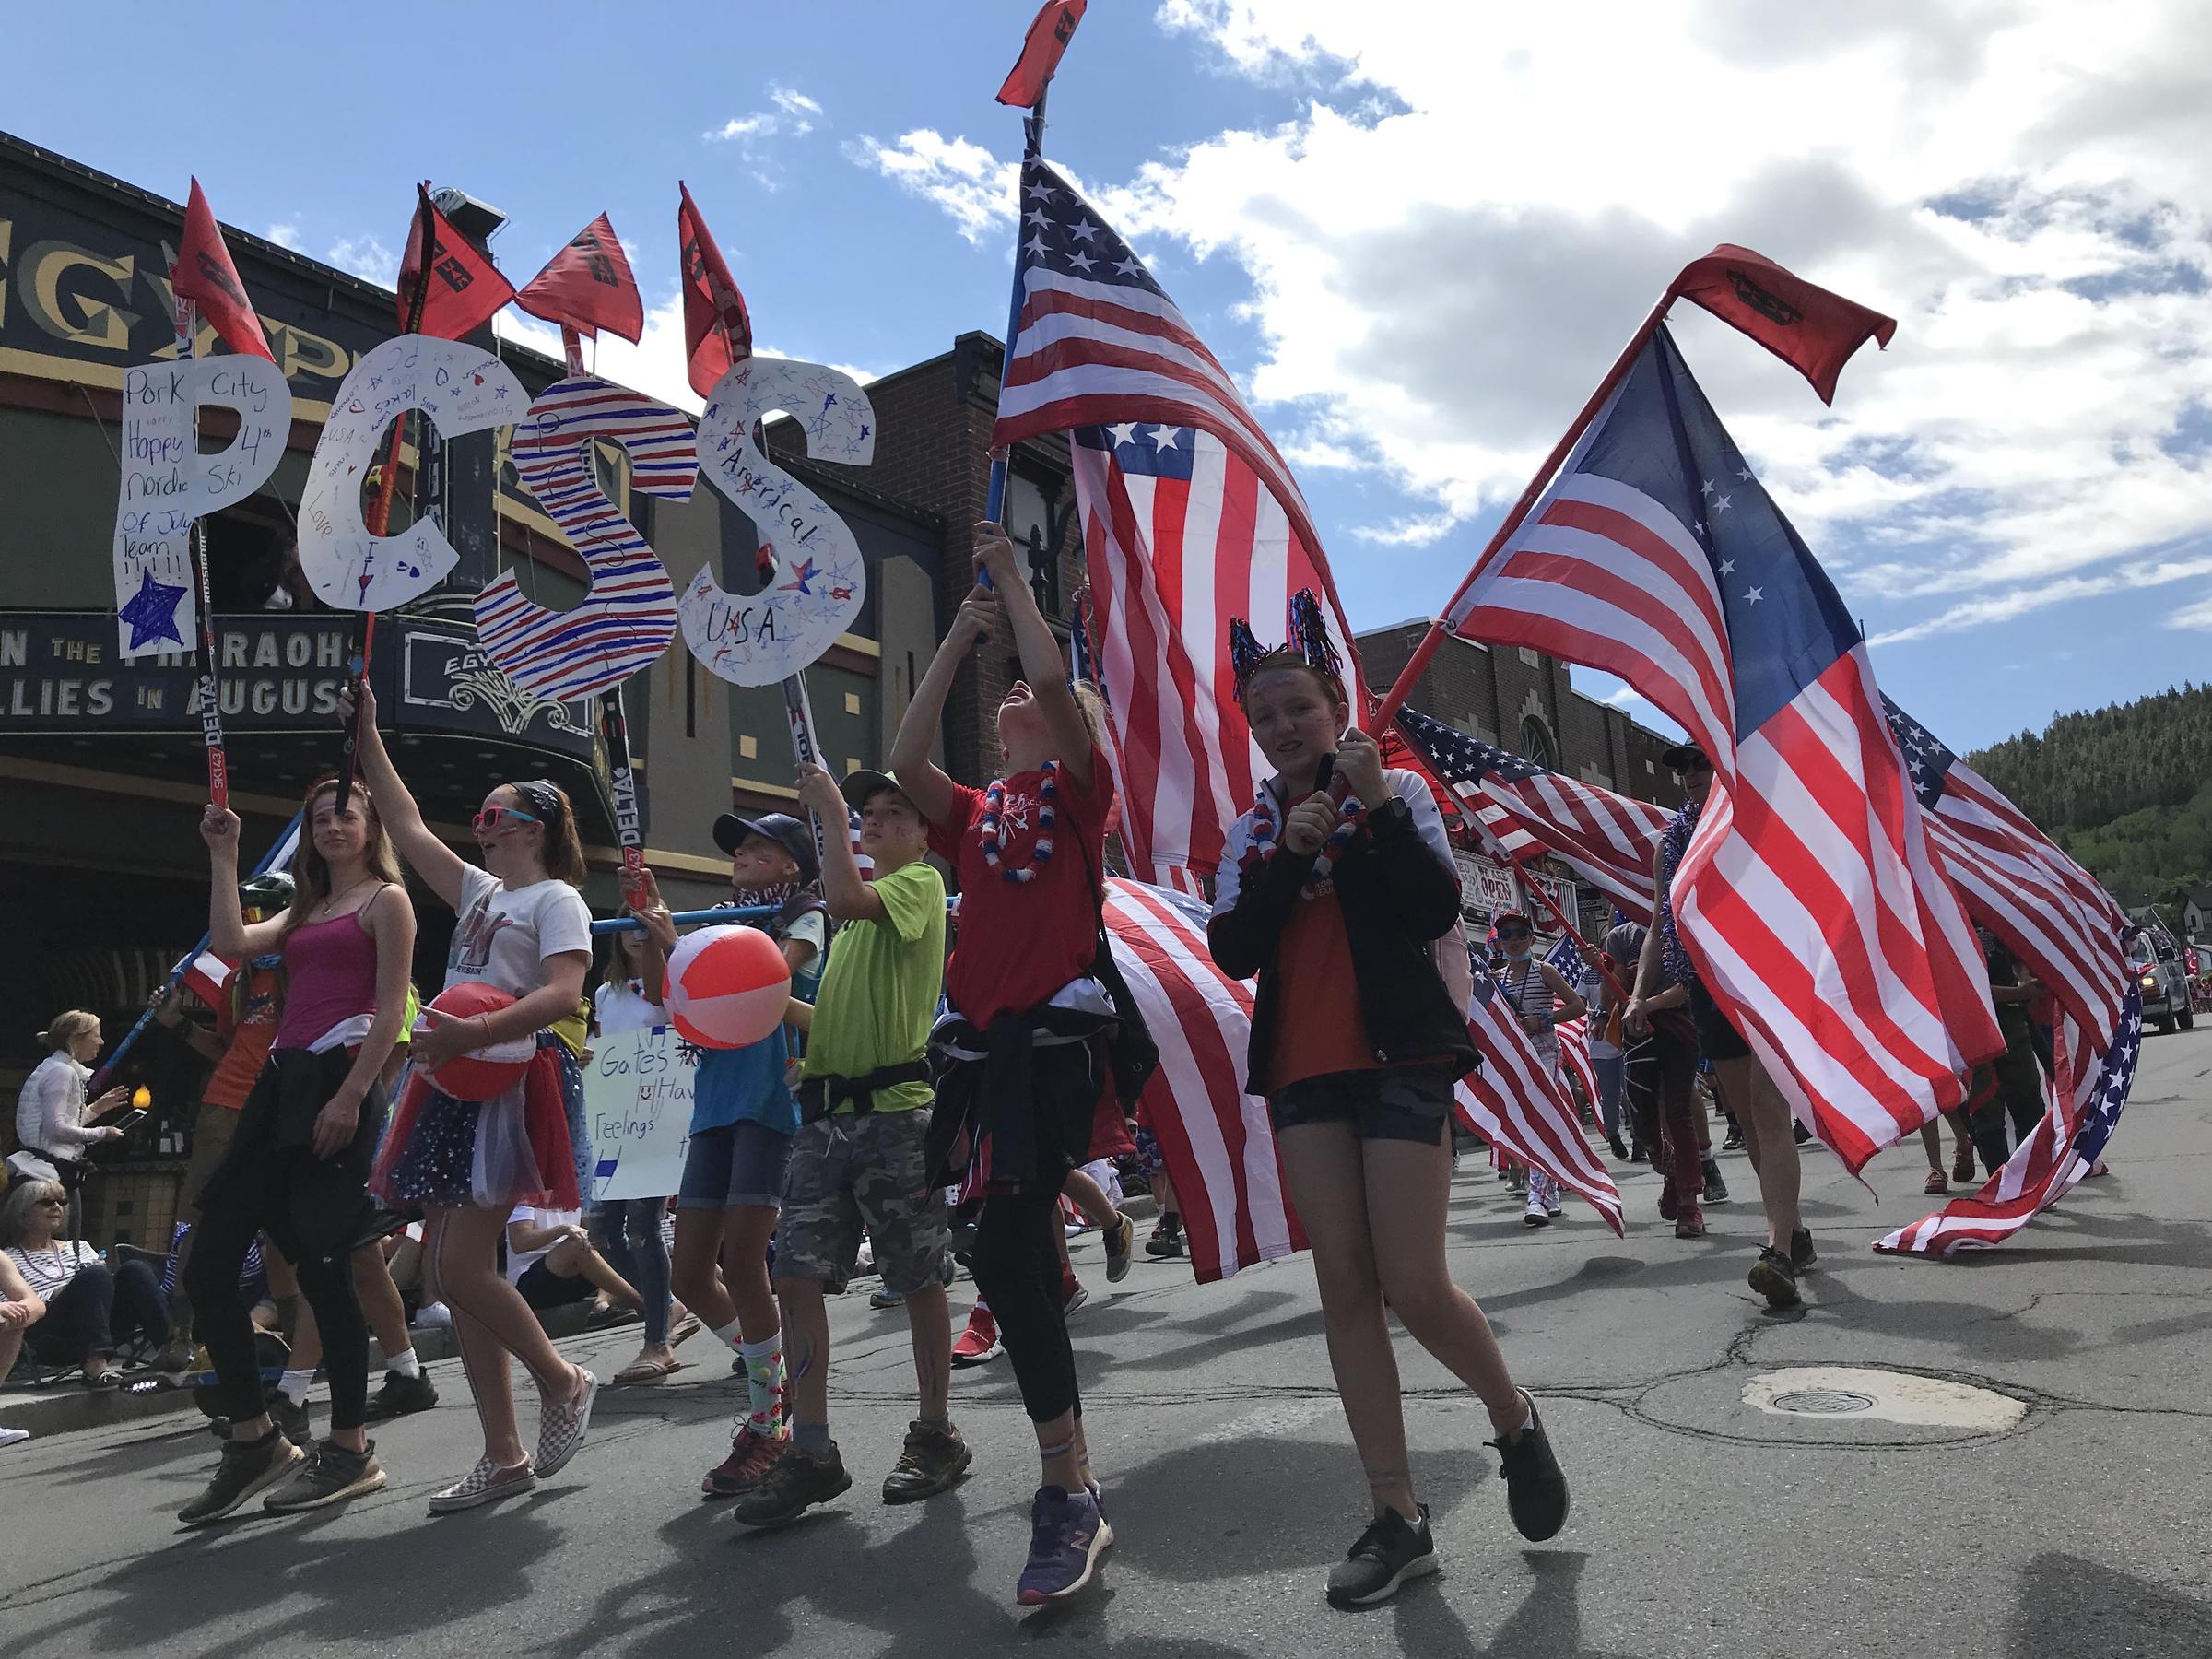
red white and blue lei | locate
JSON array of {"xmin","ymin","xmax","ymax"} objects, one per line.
[
  {"xmin": 1241, "ymin": 782, "xmax": 1363, "ymax": 896},
  {"xmin": 980, "ymin": 759, "xmax": 1057, "ymax": 884}
]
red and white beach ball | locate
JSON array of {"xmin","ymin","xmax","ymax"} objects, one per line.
[
  {"xmin": 418, "ymin": 981, "xmax": 536, "ymax": 1100},
  {"xmin": 665, "ymin": 925, "xmax": 792, "ymax": 1050}
]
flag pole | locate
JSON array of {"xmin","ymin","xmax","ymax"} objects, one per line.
[
  {"xmin": 1370, "ymin": 282, "xmax": 1682, "ymax": 735},
  {"xmin": 979, "ymin": 86, "xmax": 1052, "ymax": 586},
  {"xmin": 170, "ymin": 288, "xmax": 229, "ymax": 809}
]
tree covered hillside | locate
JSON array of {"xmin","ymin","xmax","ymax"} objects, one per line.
[{"xmin": 1967, "ymin": 683, "xmax": 2212, "ymax": 909}]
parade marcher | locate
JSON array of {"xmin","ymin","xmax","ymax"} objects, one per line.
[
  {"xmin": 1630, "ymin": 741, "xmax": 1810, "ymax": 1307},
  {"xmin": 177, "ymin": 775, "xmax": 416, "ymax": 1524},
  {"xmin": 1492, "ymin": 912, "xmax": 1586, "ymax": 1227},
  {"xmin": 1612, "ymin": 917, "xmax": 1706, "ymax": 1238},
  {"xmin": 348, "ymin": 684, "xmax": 600, "ymax": 1513},
  {"xmin": 1965, "ymin": 935, "xmax": 2052, "ymax": 1177},
  {"xmin": 1207, "ymin": 597, "xmax": 1569, "ymax": 1610},
  {"xmin": 731, "ymin": 762, "xmax": 966, "ymax": 1526},
  {"xmin": 891, "ymin": 524, "xmax": 1138, "ymax": 1606},
  {"xmin": 1, "ymin": 1178, "xmax": 167, "ymax": 1385},
  {"xmin": 629, "ymin": 806, "xmax": 824, "ymax": 1498},
  {"xmin": 13, "ymin": 1012, "xmax": 128, "ymax": 1241}
]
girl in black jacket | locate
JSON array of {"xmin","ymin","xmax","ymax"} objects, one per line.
[{"xmin": 1206, "ymin": 597, "xmax": 1569, "ymax": 1609}]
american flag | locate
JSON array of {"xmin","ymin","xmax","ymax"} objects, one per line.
[
  {"xmin": 990, "ymin": 159, "xmax": 1363, "ymax": 889},
  {"xmin": 1877, "ymin": 988, "xmax": 2141, "ymax": 1255},
  {"xmin": 1394, "ymin": 705, "xmax": 1669, "ymax": 925},
  {"xmin": 1455, "ymin": 962, "xmax": 1623, "ymax": 1234},
  {"xmin": 473, "ymin": 375, "xmax": 699, "ymax": 701},
  {"xmin": 1102, "ymin": 877, "xmax": 1306, "ymax": 1282},
  {"xmin": 1446, "ymin": 327, "xmax": 2000, "ymax": 1172},
  {"xmin": 1553, "ymin": 1015, "xmax": 1600, "ymax": 1119},
  {"xmin": 1883, "ymin": 696, "xmax": 2129, "ymax": 1051}
]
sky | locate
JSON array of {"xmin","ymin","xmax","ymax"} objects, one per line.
[{"xmin": 12, "ymin": 0, "xmax": 2210, "ymax": 753}]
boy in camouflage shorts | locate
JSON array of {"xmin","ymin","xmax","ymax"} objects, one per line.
[{"xmin": 734, "ymin": 763, "xmax": 966, "ymax": 1527}]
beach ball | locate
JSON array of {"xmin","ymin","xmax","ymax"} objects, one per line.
[
  {"xmin": 665, "ymin": 925, "xmax": 792, "ymax": 1050},
  {"xmin": 420, "ymin": 981, "xmax": 535, "ymax": 1100}
]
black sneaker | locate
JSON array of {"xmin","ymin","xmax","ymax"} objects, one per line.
[
  {"xmin": 731, "ymin": 1441, "xmax": 853, "ymax": 1528},
  {"xmin": 1325, "ymin": 1505, "xmax": 1437, "ymax": 1609},
  {"xmin": 365, "ymin": 1369, "xmax": 440, "ymax": 1421},
  {"xmin": 1144, "ymin": 1222, "xmax": 1185, "ymax": 1260},
  {"xmin": 1102, "ymin": 1211, "xmax": 1135, "ymax": 1284},
  {"xmin": 1721, "ymin": 1128, "xmax": 1745, "ymax": 1151},
  {"xmin": 1488, "ymin": 1390, "xmax": 1570, "ymax": 1541},
  {"xmin": 264, "ymin": 1440, "xmax": 387, "ymax": 1512},
  {"xmin": 1606, "ymin": 1136, "xmax": 1630, "ymax": 1161},
  {"xmin": 1700, "ymin": 1157, "xmax": 1730, "ymax": 1204},
  {"xmin": 880, "ymin": 1418, "xmax": 973, "ymax": 1503},
  {"xmin": 1790, "ymin": 1228, "xmax": 1817, "ymax": 1272},
  {"xmin": 270, "ymin": 1392, "xmax": 314, "ymax": 1452},
  {"xmin": 177, "ymin": 1430, "xmax": 305, "ymax": 1526},
  {"xmin": 1748, "ymin": 1245, "xmax": 1801, "ymax": 1309}
]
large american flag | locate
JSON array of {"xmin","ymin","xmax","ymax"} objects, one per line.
[
  {"xmin": 474, "ymin": 374, "xmax": 699, "ymax": 701},
  {"xmin": 1102, "ymin": 877, "xmax": 1305, "ymax": 1282},
  {"xmin": 1446, "ymin": 327, "xmax": 2000, "ymax": 1172},
  {"xmin": 1396, "ymin": 705, "xmax": 1669, "ymax": 924},
  {"xmin": 991, "ymin": 159, "xmax": 1363, "ymax": 888},
  {"xmin": 1883, "ymin": 696, "xmax": 2129, "ymax": 1051},
  {"xmin": 1877, "ymin": 988, "xmax": 2141, "ymax": 1255}
]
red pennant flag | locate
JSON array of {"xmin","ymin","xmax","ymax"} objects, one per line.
[
  {"xmin": 997, "ymin": 0, "xmax": 1087, "ymax": 107},
  {"xmin": 172, "ymin": 179, "xmax": 274, "ymax": 361},
  {"xmin": 1672, "ymin": 244, "xmax": 1897, "ymax": 405},
  {"xmin": 515, "ymin": 212, "xmax": 644, "ymax": 344},
  {"xmin": 677, "ymin": 182, "xmax": 753, "ymax": 398},
  {"xmin": 397, "ymin": 184, "xmax": 517, "ymax": 340}
]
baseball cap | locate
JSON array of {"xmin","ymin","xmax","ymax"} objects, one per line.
[
  {"xmin": 838, "ymin": 768, "xmax": 914, "ymax": 816},
  {"xmin": 712, "ymin": 811, "xmax": 818, "ymax": 885}
]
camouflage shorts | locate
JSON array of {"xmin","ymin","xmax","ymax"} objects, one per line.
[{"xmin": 772, "ymin": 1107, "xmax": 948, "ymax": 1295}]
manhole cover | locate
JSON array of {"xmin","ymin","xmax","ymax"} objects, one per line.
[{"xmin": 1770, "ymin": 1390, "xmax": 1876, "ymax": 1415}]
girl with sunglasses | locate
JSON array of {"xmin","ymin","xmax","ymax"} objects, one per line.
[
  {"xmin": 1490, "ymin": 912, "xmax": 1586, "ymax": 1227},
  {"xmin": 347, "ymin": 683, "xmax": 600, "ymax": 1513}
]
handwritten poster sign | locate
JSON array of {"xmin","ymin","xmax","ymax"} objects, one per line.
[
  {"xmin": 298, "ymin": 335, "xmax": 525, "ymax": 613},
  {"xmin": 111, "ymin": 358, "xmax": 294, "ymax": 659},
  {"xmin": 585, "ymin": 1026, "xmax": 699, "ymax": 1202},
  {"xmin": 677, "ymin": 357, "xmax": 873, "ymax": 686}
]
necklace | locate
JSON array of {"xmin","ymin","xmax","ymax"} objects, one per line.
[
  {"xmin": 316, "ymin": 877, "xmax": 376, "ymax": 920},
  {"xmin": 1241, "ymin": 782, "xmax": 1363, "ymax": 895},
  {"xmin": 979, "ymin": 760, "xmax": 1057, "ymax": 884}
]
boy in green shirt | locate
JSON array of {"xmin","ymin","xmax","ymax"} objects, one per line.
[{"xmin": 735, "ymin": 762, "xmax": 964, "ymax": 1526}]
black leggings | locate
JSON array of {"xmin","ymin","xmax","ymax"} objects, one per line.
[{"xmin": 969, "ymin": 1184, "xmax": 1079, "ymax": 1425}]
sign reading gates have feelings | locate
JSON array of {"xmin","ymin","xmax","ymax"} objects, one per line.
[{"xmin": 585, "ymin": 1026, "xmax": 700, "ymax": 1203}]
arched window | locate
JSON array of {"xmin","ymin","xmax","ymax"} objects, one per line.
[{"xmin": 1519, "ymin": 714, "xmax": 1556, "ymax": 771}]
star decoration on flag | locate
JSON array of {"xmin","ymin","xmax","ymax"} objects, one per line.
[
  {"xmin": 780, "ymin": 557, "xmax": 822, "ymax": 595},
  {"xmin": 120, "ymin": 566, "xmax": 190, "ymax": 650}
]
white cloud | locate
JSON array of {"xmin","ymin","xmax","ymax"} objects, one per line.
[
  {"xmin": 1118, "ymin": 2, "xmax": 2212, "ymax": 643},
  {"xmin": 265, "ymin": 221, "xmax": 302, "ymax": 252},
  {"xmin": 324, "ymin": 234, "xmax": 397, "ymax": 288},
  {"xmin": 705, "ymin": 82, "xmax": 822, "ymax": 143},
  {"xmin": 848, "ymin": 129, "xmax": 1020, "ymax": 245}
]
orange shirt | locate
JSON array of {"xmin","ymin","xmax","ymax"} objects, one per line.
[
  {"xmin": 202, "ymin": 961, "xmax": 283, "ymax": 1111},
  {"xmin": 1269, "ymin": 890, "xmax": 1381, "ymax": 1089}
]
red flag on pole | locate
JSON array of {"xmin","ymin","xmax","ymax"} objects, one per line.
[
  {"xmin": 1672, "ymin": 244, "xmax": 1896, "ymax": 405},
  {"xmin": 172, "ymin": 179, "xmax": 274, "ymax": 361},
  {"xmin": 677, "ymin": 182, "xmax": 752, "ymax": 398},
  {"xmin": 996, "ymin": 0, "xmax": 1087, "ymax": 106},
  {"xmin": 515, "ymin": 212, "xmax": 644, "ymax": 344},
  {"xmin": 397, "ymin": 184, "xmax": 515, "ymax": 341}
]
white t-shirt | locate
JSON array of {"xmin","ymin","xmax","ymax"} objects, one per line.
[
  {"xmin": 504, "ymin": 1206, "xmax": 581, "ymax": 1286},
  {"xmin": 594, "ymin": 978, "xmax": 666, "ymax": 1036},
  {"xmin": 446, "ymin": 865, "xmax": 594, "ymax": 999}
]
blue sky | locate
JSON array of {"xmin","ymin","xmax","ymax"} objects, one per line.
[{"xmin": 14, "ymin": 2, "xmax": 2209, "ymax": 754}]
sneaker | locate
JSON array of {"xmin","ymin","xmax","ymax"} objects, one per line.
[
  {"xmin": 1606, "ymin": 1135, "xmax": 1630, "ymax": 1162},
  {"xmin": 1721, "ymin": 1128, "xmax": 1745, "ymax": 1152},
  {"xmin": 1792, "ymin": 1121, "xmax": 1812, "ymax": 1145},
  {"xmin": 1675, "ymin": 1205, "xmax": 1705, "ymax": 1240},
  {"xmin": 1488, "ymin": 1391, "xmax": 1570, "ymax": 1541},
  {"xmin": 869, "ymin": 1285, "xmax": 905, "ymax": 1311},
  {"xmin": 1544, "ymin": 1188, "xmax": 1562, "ymax": 1218},
  {"xmin": 1656, "ymin": 1177, "xmax": 1680, "ymax": 1222},
  {"xmin": 147, "ymin": 1338, "xmax": 197, "ymax": 1375},
  {"xmin": 1522, "ymin": 1191, "xmax": 1549, "ymax": 1228},
  {"xmin": 1790, "ymin": 1228, "xmax": 1818, "ymax": 1272},
  {"xmin": 731, "ymin": 1440, "xmax": 853, "ymax": 1528},
  {"xmin": 1103, "ymin": 1210, "xmax": 1135, "ymax": 1283},
  {"xmin": 951, "ymin": 1306, "xmax": 1003, "ymax": 1369},
  {"xmin": 0, "ymin": 1427, "xmax": 28, "ymax": 1449},
  {"xmin": 534, "ymin": 1370, "xmax": 598, "ymax": 1478},
  {"xmin": 701, "ymin": 1428, "xmax": 786, "ymax": 1498},
  {"xmin": 264, "ymin": 1440, "xmax": 387, "ymax": 1512},
  {"xmin": 428, "ymin": 1455, "xmax": 536, "ymax": 1513},
  {"xmin": 1064, "ymin": 1277, "xmax": 1089, "ymax": 1317},
  {"xmin": 270, "ymin": 1392, "xmax": 314, "ymax": 1453},
  {"xmin": 1506, "ymin": 1171, "xmax": 1529, "ymax": 1195},
  {"xmin": 1015, "ymin": 1484, "xmax": 1113, "ymax": 1606},
  {"xmin": 1145, "ymin": 1221, "xmax": 1185, "ymax": 1260},
  {"xmin": 881, "ymin": 1418, "xmax": 973, "ymax": 1503},
  {"xmin": 1324, "ymin": 1505, "xmax": 1437, "ymax": 1609},
  {"xmin": 177, "ymin": 1430, "xmax": 305, "ymax": 1526},
  {"xmin": 1700, "ymin": 1157, "xmax": 1730, "ymax": 1204},
  {"xmin": 365, "ymin": 1369, "xmax": 439, "ymax": 1422},
  {"xmin": 1748, "ymin": 1245, "xmax": 1801, "ymax": 1310}
]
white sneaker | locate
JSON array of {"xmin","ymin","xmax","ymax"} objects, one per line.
[
  {"xmin": 1523, "ymin": 1191, "xmax": 1550, "ymax": 1228},
  {"xmin": 0, "ymin": 1426, "xmax": 29, "ymax": 1449}
]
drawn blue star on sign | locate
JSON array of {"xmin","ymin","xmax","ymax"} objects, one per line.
[{"xmin": 120, "ymin": 566, "xmax": 190, "ymax": 650}]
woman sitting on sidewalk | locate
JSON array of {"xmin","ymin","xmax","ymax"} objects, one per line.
[{"xmin": 0, "ymin": 1179, "xmax": 168, "ymax": 1385}]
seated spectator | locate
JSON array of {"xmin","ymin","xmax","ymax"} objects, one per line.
[
  {"xmin": 504, "ymin": 1207, "xmax": 642, "ymax": 1322},
  {"xmin": 1, "ymin": 1180, "xmax": 169, "ymax": 1385},
  {"xmin": 2, "ymin": 1246, "xmax": 47, "ymax": 1386}
]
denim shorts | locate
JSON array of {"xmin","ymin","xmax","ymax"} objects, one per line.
[
  {"xmin": 1267, "ymin": 1065, "xmax": 1456, "ymax": 1145},
  {"xmin": 677, "ymin": 1121, "xmax": 794, "ymax": 1211}
]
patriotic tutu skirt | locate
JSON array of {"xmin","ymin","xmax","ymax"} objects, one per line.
[{"xmin": 371, "ymin": 1032, "xmax": 582, "ymax": 1211}]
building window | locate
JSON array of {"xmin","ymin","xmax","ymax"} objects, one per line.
[
  {"xmin": 1519, "ymin": 715, "xmax": 1556, "ymax": 771},
  {"xmin": 1518, "ymin": 646, "xmax": 1541, "ymax": 668},
  {"xmin": 738, "ymin": 733, "xmax": 758, "ymax": 759},
  {"xmin": 843, "ymin": 691, "xmax": 862, "ymax": 714}
]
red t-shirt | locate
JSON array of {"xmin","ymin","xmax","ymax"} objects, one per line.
[
  {"xmin": 928, "ymin": 746, "xmax": 1114, "ymax": 1026},
  {"xmin": 203, "ymin": 960, "xmax": 284, "ymax": 1111}
]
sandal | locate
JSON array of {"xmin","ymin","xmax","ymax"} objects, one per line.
[
  {"xmin": 81, "ymin": 1361, "xmax": 127, "ymax": 1390},
  {"xmin": 669, "ymin": 1313, "xmax": 702, "ymax": 1347},
  {"xmin": 613, "ymin": 1358, "xmax": 681, "ymax": 1386},
  {"xmin": 1924, "ymin": 1169, "xmax": 1948, "ymax": 1194}
]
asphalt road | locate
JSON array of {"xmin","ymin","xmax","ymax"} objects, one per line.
[{"xmin": 7, "ymin": 1023, "xmax": 2212, "ymax": 1659}]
